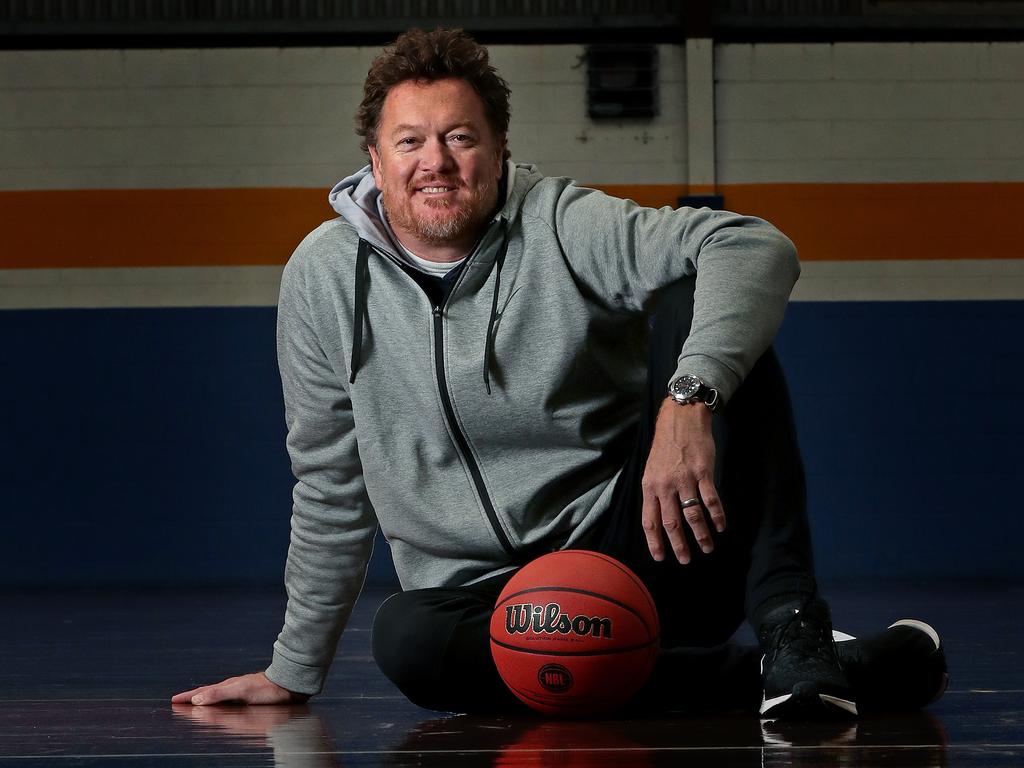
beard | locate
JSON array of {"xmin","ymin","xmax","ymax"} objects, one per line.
[{"xmin": 381, "ymin": 175, "xmax": 498, "ymax": 248}]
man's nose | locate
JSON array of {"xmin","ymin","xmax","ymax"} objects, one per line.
[{"xmin": 420, "ymin": 137, "xmax": 455, "ymax": 173}]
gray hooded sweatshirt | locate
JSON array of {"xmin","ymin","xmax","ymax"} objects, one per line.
[{"xmin": 265, "ymin": 162, "xmax": 799, "ymax": 695}]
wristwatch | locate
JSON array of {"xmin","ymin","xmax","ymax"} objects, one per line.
[{"xmin": 668, "ymin": 374, "xmax": 721, "ymax": 413}]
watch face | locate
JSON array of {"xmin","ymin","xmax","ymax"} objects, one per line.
[{"xmin": 672, "ymin": 374, "xmax": 702, "ymax": 400}]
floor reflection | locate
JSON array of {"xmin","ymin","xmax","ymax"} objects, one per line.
[
  {"xmin": 172, "ymin": 703, "xmax": 339, "ymax": 766},
  {"xmin": 760, "ymin": 713, "xmax": 948, "ymax": 768},
  {"xmin": 169, "ymin": 702, "xmax": 948, "ymax": 768}
]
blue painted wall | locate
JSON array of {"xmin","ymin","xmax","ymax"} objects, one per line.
[
  {"xmin": 777, "ymin": 301, "xmax": 1023, "ymax": 583},
  {"xmin": 1, "ymin": 302, "xmax": 1020, "ymax": 586}
]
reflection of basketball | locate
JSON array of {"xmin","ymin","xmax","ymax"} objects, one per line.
[
  {"xmin": 489, "ymin": 550, "xmax": 660, "ymax": 716},
  {"xmin": 498, "ymin": 720, "xmax": 650, "ymax": 767}
]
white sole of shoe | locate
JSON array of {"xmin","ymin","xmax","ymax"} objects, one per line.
[
  {"xmin": 832, "ymin": 619, "xmax": 940, "ymax": 649},
  {"xmin": 759, "ymin": 656, "xmax": 859, "ymax": 718},
  {"xmin": 890, "ymin": 619, "xmax": 949, "ymax": 703},
  {"xmin": 890, "ymin": 618, "xmax": 941, "ymax": 649},
  {"xmin": 833, "ymin": 618, "xmax": 949, "ymax": 707},
  {"xmin": 759, "ymin": 691, "xmax": 858, "ymax": 718}
]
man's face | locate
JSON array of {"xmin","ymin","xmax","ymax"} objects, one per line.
[{"xmin": 368, "ymin": 78, "xmax": 506, "ymax": 258}]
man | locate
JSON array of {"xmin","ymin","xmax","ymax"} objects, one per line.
[{"xmin": 173, "ymin": 28, "xmax": 947, "ymax": 717}]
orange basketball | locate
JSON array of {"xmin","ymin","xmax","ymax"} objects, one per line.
[{"xmin": 489, "ymin": 550, "xmax": 660, "ymax": 716}]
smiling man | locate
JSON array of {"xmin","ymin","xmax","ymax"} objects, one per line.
[
  {"xmin": 173, "ymin": 28, "xmax": 947, "ymax": 719},
  {"xmin": 368, "ymin": 77, "xmax": 504, "ymax": 259}
]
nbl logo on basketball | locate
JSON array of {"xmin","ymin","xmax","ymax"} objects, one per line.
[
  {"xmin": 504, "ymin": 602, "xmax": 613, "ymax": 639},
  {"xmin": 537, "ymin": 663, "xmax": 574, "ymax": 692}
]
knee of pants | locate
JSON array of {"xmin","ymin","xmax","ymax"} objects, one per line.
[{"xmin": 371, "ymin": 591, "xmax": 450, "ymax": 695}]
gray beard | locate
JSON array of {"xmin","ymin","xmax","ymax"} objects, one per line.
[{"xmin": 381, "ymin": 181, "xmax": 497, "ymax": 248}]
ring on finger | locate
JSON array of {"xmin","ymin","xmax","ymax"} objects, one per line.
[{"xmin": 680, "ymin": 497, "xmax": 701, "ymax": 509}]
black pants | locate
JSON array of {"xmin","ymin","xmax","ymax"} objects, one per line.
[{"xmin": 373, "ymin": 283, "xmax": 817, "ymax": 714}]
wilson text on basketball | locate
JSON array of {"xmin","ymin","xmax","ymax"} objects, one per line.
[{"xmin": 504, "ymin": 602, "xmax": 613, "ymax": 638}]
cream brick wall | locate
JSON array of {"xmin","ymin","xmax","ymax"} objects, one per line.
[
  {"xmin": 3, "ymin": 41, "xmax": 1023, "ymax": 190},
  {"xmin": 0, "ymin": 44, "xmax": 688, "ymax": 191},
  {"xmin": 716, "ymin": 42, "xmax": 1024, "ymax": 183}
]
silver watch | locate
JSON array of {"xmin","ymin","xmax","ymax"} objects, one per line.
[{"xmin": 668, "ymin": 374, "xmax": 721, "ymax": 413}]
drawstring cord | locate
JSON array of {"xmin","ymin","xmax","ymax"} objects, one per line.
[
  {"xmin": 350, "ymin": 222, "xmax": 509, "ymax": 393},
  {"xmin": 349, "ymin": 238, "xmax": 370, "ymax": 385},
  {"xmin": 483, "ymin": 221, "xmax": 510, "ymax": 395}
]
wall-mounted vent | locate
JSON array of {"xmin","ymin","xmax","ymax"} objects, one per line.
[{"xmin": 586, "ymin": 44, "xmax": 658, "ymax": 120}]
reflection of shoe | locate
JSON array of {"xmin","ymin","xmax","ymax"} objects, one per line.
[
  {"xmin": 758, "ymin": 596, "xmax": 857, "ymax": 718},
  {"xmin": 834, "ymin": 619, "xmax": 949, "ymax": 713},
  {"xmin": 762, "ymin": 711, "xmax": 949, "ymax": 768},
  {"xmin": 761, "ymin": 719, "xmax": 859, "ymax": 768},
  {"xmin": 761, "ymin": 717, "xmax": 859, "ymax": 748}
]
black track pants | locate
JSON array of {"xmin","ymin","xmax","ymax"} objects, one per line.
[{"xmin": 372, "ymin": 281, "xmax": 816, "ymax": 714}]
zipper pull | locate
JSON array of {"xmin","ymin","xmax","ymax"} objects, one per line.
[{"xmin": 433, "ymin": 306, "xmax": 442, "ymax": 318}]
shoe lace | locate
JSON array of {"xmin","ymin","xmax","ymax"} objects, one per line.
[{"xmin": 768, "ymin": 595, "xmax": 834, "ymax": 663}]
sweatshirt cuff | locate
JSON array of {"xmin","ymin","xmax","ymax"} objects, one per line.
[
  {"xmin": 265, "ymin": 650, "xmax": 328, "ymax": 697},
  {"xmin": 671, "ymin": 354, "xmax": 742, "ymax": 406}
]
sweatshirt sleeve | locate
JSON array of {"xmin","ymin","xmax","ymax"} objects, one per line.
[
  {"xmin": 550, "ymin": 183, "xmax": 799, "ymax": 403},
  {"xmin": 265, "ymin": 248, "xmax": 377, "ymax": 696}
]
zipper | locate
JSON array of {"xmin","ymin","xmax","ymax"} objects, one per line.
[
  {"xmin": 366, "ymin": 223, "xmax": 515, "ymax": 556},
  {"xmin": 432, "ymin": 303, "xmax": 516, "ymax": 556}
]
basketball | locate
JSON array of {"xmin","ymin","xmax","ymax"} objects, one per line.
[{"xmin": 489, "ymin": 550, "xmax": 660, "ymax": 716}]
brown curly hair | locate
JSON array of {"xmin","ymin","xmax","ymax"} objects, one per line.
[{"xmin": 356, "ymin": 28, "xmax": 511, "ymax": 159}]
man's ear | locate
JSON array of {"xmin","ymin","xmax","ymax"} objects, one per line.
[
  {"xmin": 496, "ymin": 134, "xmax": 508, "ymax": 173},
  {"xmin": 368, "ymin": 145, "xmax": 384, "ymax": 189}
]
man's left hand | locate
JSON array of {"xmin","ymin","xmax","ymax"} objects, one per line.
[{"xmin": 640, "ymin": 397, "xmax": 726, "ymax": 563}]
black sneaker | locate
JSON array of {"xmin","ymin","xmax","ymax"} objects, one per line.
[
  {"xmin": 833, "ymin": 619, "xmax": 949, "ymax": 713},
  {"xmin": 758, "ymin": 596, "xmax": 857, "ymax": 718}
]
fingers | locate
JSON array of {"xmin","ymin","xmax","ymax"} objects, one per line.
[
  {"xmin": 177, "ymin": 677, "xmax": 245, "ymax": 706},
  {"xmin": 171, "ymin": 685, "xmax": 211, "ymax": 704},
  {"xmin": 681, "ymin": 495, "xmax": 714, "ymax": 556},
  {"xmin": 642, "ymin": 479, "xmax": 726, "ymax": 564},
  {"xmin": 659, "ymin": 494, "xmax": 693, "ymax": 564},
  {"xmin": 197, "ymin": 678, "xmax": 250, "ymax": 705},
  {"xmin": 641, "ymin": 484, "xmax": 666, "ymax": 562},
  {"xmin": 642, "ymin": 480, "xmax": 697, "ymax": 564},
  {"xmin": 641, "ymin": 398, "xmax": 729, "ymax": 564},
  {"xmin": 172, "ymin": 673, "xmax": 306, "ymax": 707},
  {"xmin": 698, "ymin": 474, "xmax": 726, "ymax": 533}
]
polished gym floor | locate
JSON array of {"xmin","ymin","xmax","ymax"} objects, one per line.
[{"xmin": 2, "ymin": 583, "xmax": 1020, "ymax": 767}]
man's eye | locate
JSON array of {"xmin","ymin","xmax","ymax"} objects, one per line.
[
  {"xmin": 398, "ymin": 137, "xmax": 418, "ymax": 146},
  {"xmin": 449, "ymin": 134, "xmax": 472, "ymax": 144}
]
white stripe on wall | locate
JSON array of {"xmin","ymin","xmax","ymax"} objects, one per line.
[
  {"xmin": 792, "ymin": 259, "xmax": 1024, "ymax": 301},
  {"xmin": 2, "ymin": 259, "xmax": 1023, "ymax": 310},
  {"xmin": 0, "ymin": 266, "xmax": 284, "ymax": 309}
]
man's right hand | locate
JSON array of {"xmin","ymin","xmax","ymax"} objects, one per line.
[{"xmin": 171, "ymin": 672, "xmax": 309, "ymax": 706}]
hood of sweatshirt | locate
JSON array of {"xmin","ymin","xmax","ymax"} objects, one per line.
[
  {"xmin": 326, "ymin": 160, "xmax": 544, "ymax": 393},
  {"xmin": 326, "ymin": 160, "xmax": 539, "ymax": 257}
]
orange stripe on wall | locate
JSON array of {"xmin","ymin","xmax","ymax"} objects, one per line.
[
  {"xmin": 605, "ymin": 182, "xmax": 1024, "ymax": 261},
  {"xmin": 3, "ymin": 183, "xmax": 1024, "ymax": 269},
  {"xmin": 0, "ymin": 188, "xmax": 331, "ymax": 269},
  {"xmin": 723, "ymin": 183, "xmax": 1024, "ymax": 262}
]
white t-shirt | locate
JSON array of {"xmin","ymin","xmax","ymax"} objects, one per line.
[{"xmin": 398, "ymin": 243, "xmax": 468, "ymax": 277}]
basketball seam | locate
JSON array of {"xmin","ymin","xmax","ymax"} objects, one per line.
[
  {"xmin": 489, "ymin": 636, "xmax": 659, "ymax": 657},
  {"xmin": 507, "ymin": 548, "xmax": 659, "ymax": 634},
  {"xmin": 571, "ymin": 550, "xmax": 659, "ymax": 621}
]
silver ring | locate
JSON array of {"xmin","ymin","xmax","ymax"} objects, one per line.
[{"xmin": 680, "ymin": 497, "xmax": 701, "ymax": 509}]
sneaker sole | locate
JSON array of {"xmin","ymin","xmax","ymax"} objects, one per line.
[
  {"xmin": 890, "ymin": 619, "xmax": 949, "ymax": 704},
  {"xmin": 760, "ymin": 690, "xmax": 858, "ymax": 718},
  {"xmin": 890, "ymin": 619, "xmax": 940, "ymax": 649},
  {"xmin": 832, "ymin": 619, "xmax": 941, "ymax": 649},
  {"xmin": 833, "ymin": 618, "xmax": 949, "ymax": 707},
  {"xmin": 759, "ymin": 658, "xmax": 859, "ymax": 719}
]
